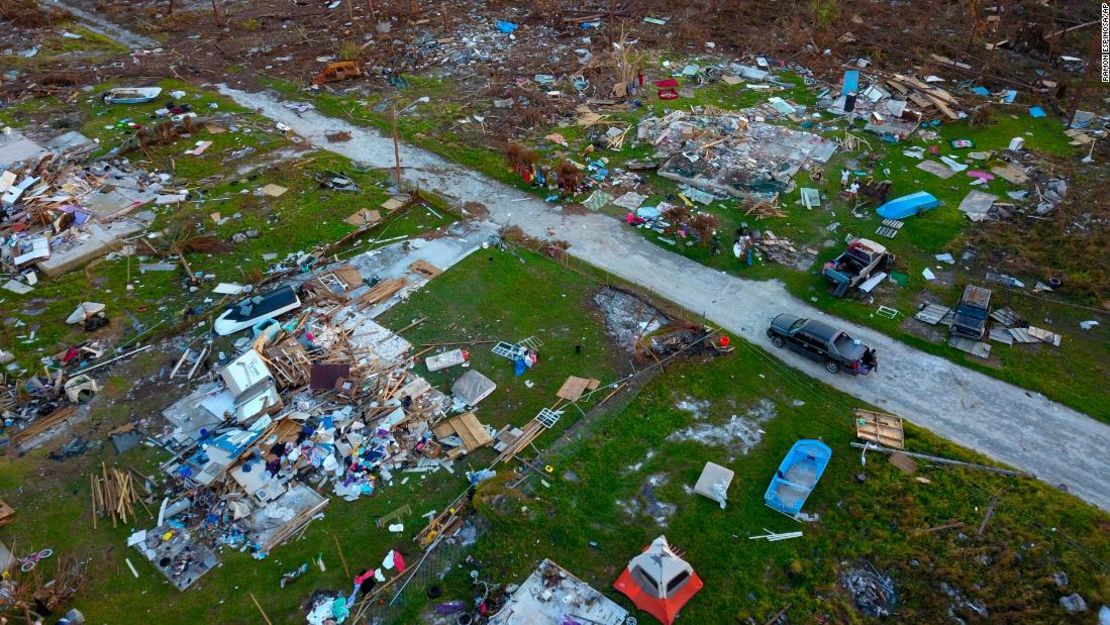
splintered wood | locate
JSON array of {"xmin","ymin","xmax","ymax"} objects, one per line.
[
  {"xmin": 91, "ymin": 464, "xmax": 151, "ymax": 529},
  {"xmin": 264, "ymin": 338, "xmax": 313, "ymax": 387},
  {"xmin": 0, "ymin": 499, "xmax": 13, "ymax": 526},
  {"xmin": 744, "ymin": 198, "xmax": 784, "ymax": 219}
]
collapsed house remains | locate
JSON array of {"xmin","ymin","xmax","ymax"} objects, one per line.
[
  {"xmin": 0, "ymin": 129, "xmax": 172, "ymax": 285},
  {"xmin": 637, "ymin": 105, "xmax": 838, "ymax": 198}
]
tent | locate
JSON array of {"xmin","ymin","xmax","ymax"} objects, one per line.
[{"xmin": 613, "ymin": 536, "xmax": 703, "ymax": 625}]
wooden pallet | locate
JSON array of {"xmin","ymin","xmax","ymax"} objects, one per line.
[{"xmin": 854, "ymin": 409, "xmax": 905, "ymax": 449}]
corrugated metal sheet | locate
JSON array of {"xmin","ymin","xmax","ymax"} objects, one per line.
[
  {"xmin": 988, "ymin": 326, "xmax": 1014, "ymax": 345},
  {"xmin": 914, "ymin": 304, "xmax": 951, "ymax": 325}
]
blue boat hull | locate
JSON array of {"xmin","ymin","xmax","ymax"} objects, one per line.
[
  {"xmin": 764, "ymin": 439, "xmax": 832, "ymax": 517},
  {"xmin": 876, "ymin": 191, "xmax": 939, "ymax": 219}
]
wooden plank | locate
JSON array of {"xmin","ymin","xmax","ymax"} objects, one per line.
[
  {"xmin": 408, "ymin": 259, "xmax": 442, "ymax": 278},
  {"xmin": 556, "ymin": 376, "xmax": 589, "ymax": 401},
  {"xmin": 11, "ymin": 405, "xmax": 78, "ymax": 445},
  {"xmin": 915, "ymin": 520, "xmax": 964, "ymax": 536},
  {"xmin": 449, "ymin": 412, "xmax": 492, "ymax": 452},
  {"xmin": 889, "ymin": 452, "xmax": 918, "ymax": 474},
  {"xmin": 977, "ymin": 495, "xmax": 999, "ymax": 536}
]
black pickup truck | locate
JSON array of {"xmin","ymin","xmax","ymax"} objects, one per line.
[
  {"xmin": 950, "ymin": 284, "xmax": 992, "ymax": 340},
  {"xmin": 767, "ymin": 313, "xmax": 877, "ymax": 375}
]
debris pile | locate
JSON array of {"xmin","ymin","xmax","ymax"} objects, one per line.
[
  {"xmin": 127, "ymin": 259, "xmax": 508, "ymax": 589},
  {"xmin": 488, "ymin": 559, "xmax": 629, "ymax": 625},
  {"xmin": 637, "ymin": 106, "xmax": 837, "ymax": 198},
  {"xmin": 0, "ymin": 133, "xmax": 172, "ymax": 284},
  {"xmin": 840, "ymin": 564, "xmax": 897, "ymax": 617}
]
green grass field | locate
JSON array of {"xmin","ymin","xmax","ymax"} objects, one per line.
[
  {"xmin": 379, "ymin": 247, "xmax": 1110, "ymax": 624},
  {"xmin": 1, "ymin": 243, "xmax": 1106, "ymax": 625}
]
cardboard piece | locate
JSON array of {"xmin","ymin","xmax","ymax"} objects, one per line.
[{"xmin": 344, "ymin": 208, "xmax": 381, "ymax": 227}]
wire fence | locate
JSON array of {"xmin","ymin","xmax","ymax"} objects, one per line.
[{"xmin": 358, "ymin": 519, "xmax": 487, "ymax": 624}]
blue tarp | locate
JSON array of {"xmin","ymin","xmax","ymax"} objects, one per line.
[
  {"xmin": 971, "ymin": 86, "xmax": 990, "ymax": 96},
  {"xmin": 842, "ymin": 70, "xmax": 860, "ymax": 96},
  {"xmin": 1029, "ymin": 106, "xmax": 1046, "ymax": 118},
  {"xmin": 495, "ymin": 20, "xmax": 517, "ymax": 33},
  {"xmin": 876, "ymin": 191, "xmax": 939, "ymax": 219}
]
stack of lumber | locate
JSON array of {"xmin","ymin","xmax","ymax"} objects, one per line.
[
  {"xmin": 885, "ymin": 74, "xmax": 961, "ymax": 120},
  {"xmin": 492, "ymin": 419, "xmax": 544, "ymax": 465},
  {"xmin": 10, "ymin": 405, "xmax": 78, "ymax": 447},
  {"xmin": 91, "ymin": 464, "xmax": 150, "ymax": 528},
  {"xmin": 354, "ymin": 278, "xmax": 407, "ymax": 307}
]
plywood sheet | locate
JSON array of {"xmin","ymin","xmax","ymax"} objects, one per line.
[{"xmin": 556, "ymin": 376, "xmax": 601, "ymax": 401}]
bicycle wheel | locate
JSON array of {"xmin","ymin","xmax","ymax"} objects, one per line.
[
  {"xmin": 38, "ymin": 548, "xmax": 54, "ymax": 559},
  {"xmin": 20, "ymin": 560, "xmax": 35, "ymax": 573}
]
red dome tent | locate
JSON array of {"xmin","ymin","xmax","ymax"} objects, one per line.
[{"xmin": 613, "ymin": 536, "xmax": 703, "ymax": 625}]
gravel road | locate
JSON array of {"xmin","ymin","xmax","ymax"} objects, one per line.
[{"xmin": 221, "ymin": 86, "xmax": 1110, "ymax": 511}]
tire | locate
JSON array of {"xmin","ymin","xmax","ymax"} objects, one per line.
[
  {"xmin": 771, "ymin": 336, "xmax": 785, "ymax": 348},
  {"xmin": 824, "ymin": 360, "xmax": 841, "ymax": 374}
]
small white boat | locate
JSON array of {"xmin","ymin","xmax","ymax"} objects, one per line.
[
  {"xmin": 103, "ymin": 87, "xmax": 163, "ymax": 105},
  {"xmin": 213, "ymin": 286, "xmax": 301, "ymax": 336}
]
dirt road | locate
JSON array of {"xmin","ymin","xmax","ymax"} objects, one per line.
[
  {"xmin": 45, "ymin": 0, "xmax": 159, "ymax": 49},
  {"xmin": 222, "ymin": 87, "xmax": 1110, "ymax": 511}
]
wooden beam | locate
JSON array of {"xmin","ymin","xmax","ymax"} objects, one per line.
[{"xmin": 977, "ymin": 495, "xmax": 999, "ymax": 536}]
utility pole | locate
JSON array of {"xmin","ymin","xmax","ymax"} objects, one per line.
[
  {"xmin": 1067, "ymin": 30, "xmax": 1101, "ymax": 123},
  {"xmin": 392, "ymin": 106, "xmax": 402, "ymax": 186},
  {"xmin": 367, "ymin": 0, "xmax": 376, "ymax": 22},
  {"xmin": 211, "ymin": 0, "xmax": 220, "ymax": 27},
  {"xmin": 347, "ymin": 0, "xmax": 354, "ymax": 23},
  {"xmin": 977, "ymin": 0, "xmax": 1006, "ymax": 83}
]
